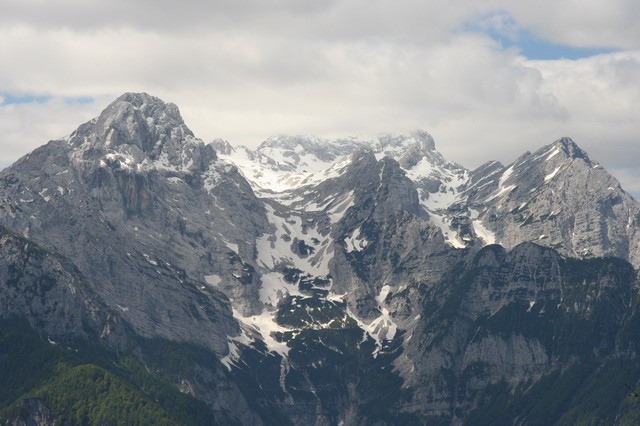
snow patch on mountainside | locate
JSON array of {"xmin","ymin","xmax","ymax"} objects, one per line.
[
  {"xmin": 260, "ymin": 272, "xmax": 303, "ymax": 306},
  {"xmin": 499, "ymin": 165, "xmax": 514, "ymax": 187},
  {"xmin": 470, "ymin": 209, "xmax": 496, "ymax": 245},
  {"xmin": 486, "ymin": 184, "xmax": 516, "ymax": 203},
  {"xmin": 204, "ymin": 274, "xmax": 222, "ymax": 287},
  {"xmin": 427, "ymin": 211, "xmax": 465, "ymax": 249},
  {"xmin": 545, "ymin": 146, "xmax": 561, "ymax": 161},
  {"xmin": 221, "ymin": 327, "xmax": 254, "ymax": 370},
  {"xmin": 231, "ymin": 308, "xmax": 292, "ymax": 357},
  {"xmin": 343, "ymin": 285, "xmax": 400, "ymax": 356},
  {"xmin": 544, "ymin": 165, "xmax": 563, "ymax": 182},
  {"xmin": 256, "ymin": 204, "xmax": 334, "ymax": 276},
  {"xmin": 344, "ymin": 227, "xmax": 368, "ymax": 253},
  {"xmin": 214, "ymin": 137, "xmax": 356, "ymax": 193},
  {"xmin": 327, "ymin": 192, "xmax": 355, "ymax": 224}
]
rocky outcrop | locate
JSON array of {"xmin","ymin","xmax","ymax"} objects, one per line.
[
  {"xmin": 5, "ymin": 398, "xmax": 54, "ymax": 426},
  {"xmin": 464, "ymin": 138, "xmax": 640, "ymax": 268},
  {"xmin": 2, "ymin": 93, "xmax": 640, "ymax": 425},
  {"xmin": 0, "ymin": 93, "xmax": 263, "ymax": 352},
  {"xmin": 395, "ymin": 242, "xmax": 638, "ymax": 420},
  {"xmin": 0, "ymin": 226, "xmax": 126, "ymax": 348}
]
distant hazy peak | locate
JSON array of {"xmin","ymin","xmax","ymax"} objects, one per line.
[
  {"xmin": 210, "ymin": 138, "xmax": 235, "ymax": 156},
  {"xmin": 252, "ymin": 130, "xmax": 436, "ymax": 154},
  {"xmin": 377, "ymin": 130, "xmax": 436, "ymax": 152}
]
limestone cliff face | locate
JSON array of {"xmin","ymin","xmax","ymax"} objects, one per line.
[
  {"xmin": 394, "ymin": 242, "xmax": 638, "ymax": 421},
  {"xmin": 464, "ymin": 138, "xmax": 640, "ymax": 268},
  {"xmin": 2, "ymin": 93, "xmax": 640, "ymax": 424},
  {"xmin": 0, "ymin": 226, "xmax": 125, "ymax": 348},
  {"xmin": 0, "ymin": 93, "xmax": 261, "ymax": 353}
]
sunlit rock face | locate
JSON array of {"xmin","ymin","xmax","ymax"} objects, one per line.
[{"xmin": 1, "ymin": 93, "xmax": 639, "ymax": 425}]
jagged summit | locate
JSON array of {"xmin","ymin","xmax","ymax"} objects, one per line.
[
  {"xmin": 258, "ymin": 134, "xmax": 368, "ymax": 164},
  {"xmin": 215, "ymin": 130, "xmax": 463, "ymax": 193},
  {"xmin": 256, "ymin": 130, "xmax": 436, "ymax": 154},
  {"xmin": 84, "ymin": 92, "xmax": 191, "ymax": 151},
  {"xmin": 110, "ymin": 92, "xmax": 180, "ymax": 114},
  {"xmin": 65, "ymin": 92, "xmax": 214, "ymax": 172},
  {"xmin": 552, "ymin": 136, "xmax": 591, "ymax": 162},
  {"xmin": 2, "ymin": 92, "xmax": 640, "ymax": 425},
  {"xmin": 376, "ymin": 129, "xmax": 436, "ymax": 155},
  {"xmin": 462, "ymin": 135, "xmax": 639, "ymax": 265},
  {"xmin": 210, "ymin": 138, "xmax": 234, "ymax": 156}
]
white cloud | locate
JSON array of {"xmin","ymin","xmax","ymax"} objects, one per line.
[
  {"xmin": 611, "ymin": 168, "xmax": 640, "ymax": 194},
  {"xmin": 0, "ymin": 1, "xmax": 638, "ymax": 197},
  {"xmin": 475, "ymin": 11, "xmax": 521, "ymax": 40},
  {"xmin": 2, "ymin": 1, "xmax": 638, "ymax": 49},
  {"xmin": 0, "ymin": 97, "xmax": 107, "ymax": 168}
]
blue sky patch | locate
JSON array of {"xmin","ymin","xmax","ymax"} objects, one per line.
[
  {"xmin": 65, "ymin": 96, "xmax": 94, "ymax": 105},
  {"xmin": 1, "ymin": 93, "xmax": 94, "ymax": 106},
  {"xmin": 465, "ymin": 11, "xmax": 615, "ymax": 60},
  {"xmin": 491, "ymin": 31, "xmax": 615, "ymax": 60},
  {"xmin": 1, "ymin": 93, "xmax": 52, "ymax": 105}
]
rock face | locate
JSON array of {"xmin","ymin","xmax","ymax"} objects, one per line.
[
  {"xmin": 219, "ymin": 130, "xmax": 640, "ymax": 269},
  {"xmin": 6, "ymin": 398, "xmax": 54, "ymax": 426},
  {"xmin": 1, "ymin": 92, "xmax": 640, "ymax": 425},
  {"xmin": 0, "ymin": 226, "xmax": 125, "ymax": 348},
  {"xmin": 463, "ymin": 137, "xmax": 640, "ymax": 267},
  {"xmin": 396, "ymin": 242, "xmax": 639, "ymax": 421},
  {"xmin": 0, "ymin": 93, "xmax": 263, "ymax": 353}
]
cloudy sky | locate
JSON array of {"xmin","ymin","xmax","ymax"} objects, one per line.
[{"xmin": 1, "ymin": 0, "xmax": 639, "ymax": 196}]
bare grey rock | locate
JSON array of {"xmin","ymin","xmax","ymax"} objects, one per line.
[
  {"xmin": 5, "ymin": 398, "xmax": 53, "ymax": 426},
  {"xmin": 2, "ymin": 93, "xmax": 640, "ymax": 425},
  {"xmin": 0, "ymin": 93, "xmax": 269, "ymax": 353},
  {"xmin": 0, "ymin": 226, "xmax": 126, "ymax": 348},
  {"xmin": 464, "ymin": 138, "xmax": 640, "ymax": 268}
]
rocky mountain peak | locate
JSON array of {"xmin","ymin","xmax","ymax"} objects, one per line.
[
  {"xmin": 111, "ymin": 92, "xmax": 179, "ymax": 115},
  {"xmin": 463, "ymin": 135, "xmax": 640, "ymax": 268},
  {"xmin": 552, "ymin": 136, "xmax": 591, "ymax": 163},
  {"xmin": 210, "ymin": 138, "xmax": 235, "ymax": 156},
  {"xmin": 374, "ymin": 130, "xmax": 436, "ymax": 168},
  {"xmin": 260, "ymin": 134, "xmax": 323, "ymax": 150},
  {"xmin": 2, "ymin": 92, "xmax": 640, "ymax": 425},
  {"xmin": 258, "ymin": 134, "xmax": 368, "ymax": 163},
  {"xmin": 91, "ymin": 92, "xmax": 191, "ymax": 152},
  {"xmin": 67, "ymin": 92, "xmax": 214, "ymax": 172},
  {"xmin": 377, "ymin": 129, "xmax": 436, "ymax": 152},
  {"xmin": 350, "ymin": 147, "xmax": 378, "ymax": 164}
]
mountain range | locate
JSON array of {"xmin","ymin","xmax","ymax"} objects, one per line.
[{"xmin": 1, "ymin": 92, "xmax": 639, "ymax": 425}]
